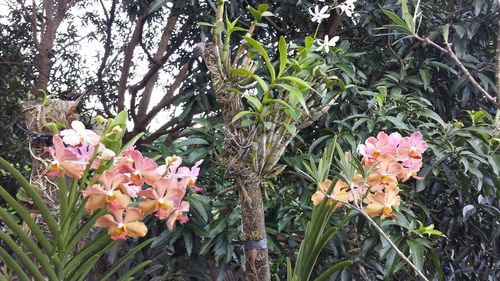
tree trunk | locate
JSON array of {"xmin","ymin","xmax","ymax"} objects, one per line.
[{"xmin": 236, "ymin": 171, "xmax": 270, "ymax": 281}]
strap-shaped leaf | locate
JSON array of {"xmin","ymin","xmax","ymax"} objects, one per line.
[
  {"xmin": 0, "ymin": 157, "xmax": 58, "ymax": 236},
  {"xmin": 116, "ymin": 260, "xmax": 153, "ymax": 281},
  {"xmin": 66, "ymin": 208, "xmax": 107, "ymax": 253},
  {"xmin": 0, "ymin": 231, "xmax": 46, "ymax": 281},
  {"xmin": 0, "ymin": 208, "xmax": 57, "ymax": 280},
  {"xmin": 99, "ymin": 238, "xmax": 154, "ymax": 281},
  {"xmin": 279, "ymin": 76, "xmax": 312, "ymax": 90},
  {"xmin": 243, "ymin": 36, "xmax": 276, "ymax": 81},
  {"xmin": 275, "ymin": 83, "xmax": 309, "ymax": 115},
  {"xmin": 68, "ymin": 241, "xmax": 115, "ymax": 281},
  {"xmin": 0, "ymin": 185, "xmax": 52, "ymax": 254},
  {"xmin": 64, "ymin": 233, "xmax": 112, "ymax": 275},
  {"xmin": 0, "ymin": 247, "xmax": 30, "ymax": 281},
  {"xmin": 313, "ymin": 260, "xmax": 353, "ymax": 281},
  {"xmin": 242, "ymin": 94, "xmax": 263, "ymax": 111}
]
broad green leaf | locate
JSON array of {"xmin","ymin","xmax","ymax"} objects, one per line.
[
  {"xmin": 275, "ymin": 83, "xmax": 309, "ymax": 115},
  {"xmin": 280, "ymin": 76, "xmax": 312, "ymax": 90},
  {"xmin": 407, "ymin": 240, "xmax": 424, "ymax": 271},
  {"xmin": 401, "ymin": 0, "xmax": 414, "ymax": 33},
  {"xmin": 419, "ymin": 68, "xmax": 430, "ymax": 90},
  {"xmin": 175, "ymin": 137, "xmax": 210, "ymax": 147},
  {"xmin": 278, "ymin": 36, "xmax": 287, "ymax": 78},
  {"xmin": 244, "ymin": 36, "xmax": 276, "ymax": 81},
  {"xmin": 242, "ymin": 94, "xmax": 263, "ymax": 111}
]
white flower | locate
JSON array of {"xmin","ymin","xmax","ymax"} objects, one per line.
[
  {"xmin": 316, "ymin": 35, "xmax": 340, "ymax": 53},
  {"xmin": 337, "ymin": 0, "xmax": 356, "ymax": 18},
  {"xmin": 59, "ymin": 120, "xmax": 101, "ymax": 146},
  {"xmin": 308, "ymin": 5, "xmax": 330, "ymax": 23}
]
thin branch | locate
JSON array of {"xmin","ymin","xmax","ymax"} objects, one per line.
[
  {"xmin": 419, "ymin": 36, "xmax": 498, "ymax": 107},
  {"xmin": 117, "ymin": 15, "xmax": 146, "ymax": 111}
]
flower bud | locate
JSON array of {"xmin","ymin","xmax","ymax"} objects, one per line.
[
  {"xmin": 112, "ymin": 125, "xmax": 122, "ymax": 134},
  {"xmin": 101, "ymin": 149, "xmax": 116, "ymax": 161},
  {"xmin": 95, "ymin": 115, "xmax": 106, "ymax": 124}
]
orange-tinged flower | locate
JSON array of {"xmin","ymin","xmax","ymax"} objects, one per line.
[
  {"xmin": 82, "ymin": 170, "xmax": 130, "ymax": 212},
  {"xmin": 44, "ymin": 135, "xmax": 86, "ymax": 179},
  {"xmin": 95, "ymin": 208, "xmax": 147, "ymax": 240},
  {"xmin": 115, "ymin": 150, "xmax": 160, "ymax": 186},
  {"xmin": 138, "ymin": 178, "xmax": 190, "ymax": 229},
  {"xmin": 364, "ymin": 187, "xmax": 401, "ymax": 220},
  {"xmin": 312, "ymin": 179, "xmax": 350, "ymax": 208}
]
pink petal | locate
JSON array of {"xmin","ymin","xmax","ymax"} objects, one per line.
[{"xmin": 95, "ymin": 214, "xmax": 117, "ymax": 227}]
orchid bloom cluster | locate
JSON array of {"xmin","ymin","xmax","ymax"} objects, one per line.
[
  {"xmin": 308, "ymin": 1, "xmax": 357, "ymax": 53},
  {"xmin": 44, "ymin": 120, "xmax": 202, "ymax": 240},
  {"xmin": 312, "ymin": 132, "xmax": 428, "ymax": 220}
]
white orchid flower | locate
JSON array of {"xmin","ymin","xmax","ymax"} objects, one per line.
[
  {"xmin": 308, "ymin": 5, "xmax": 330, "ymax": 23},
  {"xmin": 315, "ymin": 35, "xmax": 340, "ymax": 53}
]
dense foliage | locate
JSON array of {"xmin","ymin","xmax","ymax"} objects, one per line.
[{"xmin": 0, "ymin": 0, "xmax": 499, "ymax": 280}]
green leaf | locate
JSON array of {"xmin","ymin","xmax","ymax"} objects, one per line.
[
  {"xmin": 278, "ymin": 36, "xmax": 287, "ymax": 78},
  {"xmin": 99, "ymin": 238, "xmax": 154, "ymax": 281},
  {"xmin": 64, "ymin": 234, "xmax": 112, "ymax": 275},
  {"xmin": 117, "ymin": 261, "xmax": 152, "ymax": 281},
  {"xmin": 175, "ymin": 138, "xmax": 210, "ymax": 147},
  {"xmin": 242, "ymin": 94, "xmax": 263, "ymax": 111},
  {"xmin": 407, "ymin": 240, "xmax": 424, "ymax": 271},
  {"xmin": 401, "ymin": 0, "xmax": 414, "ymax": 33},
  {"xmin": 443, "ymin": 24, "xmax": 450, "ymax": 43},
  {"xmin": 232, "ymin": 110, "xmax": 256, "ymax": 123},
  {"xmin": 280, "ymin": 76, "xmax": 312, "ymax": 90},
  {"xmin": 244, "ymin": 36, "xmax": 276, "ymax": 81},
  {"xmin": 382, "ymin": 10, "xmax": 410, "ymax": 34},
  {"xmin": 0, "ymin": 157, "xmax": 58, "ymax": 238},
  {"xmin": 0, "ymin": 232, "xmax": 46, "ymax": 281},
  {"xmin": 419, "ymin": 68, "xmax": 430, "ymax": 90},
  {"xmin": 275, "ymin": 83, "xmax": 309, "ymax": 115},
  {"xmin": 430, "ymin": 250, "xmax": 443, "ymax": 281},
  {"xmin": 0, "ymin": 246, "xmax": 30, "ymax": 281},
  {"xmin": 381, "ymin": 116, "xmax": 409, "ymax": 130},
  {"xmin": 147, "ymin": 0, "xmax": 167, "ymax": 14},
  {"xmin": 0, "ymin": 185, "xmax": 52, "ymax": 254},
  {"xmin": 313, "ymin": 260, "xmax": 353, "ymax": 281},
  {"xmin": 0, "ymin": 208, "xmax": 57, "ymax": 280}
]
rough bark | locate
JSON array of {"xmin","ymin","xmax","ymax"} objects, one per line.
[
  {"xmin": 20, "ymin": 99, "xmax": 80, "ymax": 235},
  {"xmin": 237, "ymin": 171, "xmax": 271, "ymax": 281}
]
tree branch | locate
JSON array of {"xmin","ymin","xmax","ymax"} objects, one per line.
[
  {"xmin": 117, "ymin": 15, "xmax": 146, "ymax": 111},
  {"xmin": 419, "ymin": 36, "xmax": 498, "ymax": 108},
  {"xmin": 136, "ymin": 0, "xmax": 184, "ymax": 122}
]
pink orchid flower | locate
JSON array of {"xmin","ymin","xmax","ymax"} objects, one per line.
[
  {"xmin": 138, "ymin": 178, "xmax": 188, "ymax": 220},
  {"xmin": 72, "ymin": 142, "xmax": 102, "ymax": 169},
  {"xmin": 59, "ymin": 120, "xmax": 101, "ymax": 146},
  {"xmin": 358, "ymin": 132, "xmax": 402, "ymax": 159},
  {"xmin": 397, "ymin": 131, "xmax": 428, "ymax": 160},
  {"xmin": 95, "ymin": 208, "xmax": 147, "ymax": 240},
  {"xmin": 115, "ymin": 150, "xmax": 160, "ymax": 186},
  {"xmin": 82, "ymin": 170, "xmax": 130, "ymax": 213},
  {"xmin": 168, "ymin": 159, "xmax": 204, "ymax": 191},
  {"xmin": 44, "ymin": 135, "xmax": 86, "ymax": 179}
]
